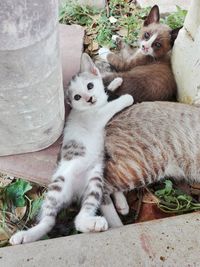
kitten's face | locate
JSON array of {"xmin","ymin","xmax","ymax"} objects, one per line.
[
  {"xmin": 138, "ymin": 5, "xmax": 181, "ymax": 58},
  {"xmin": 67, "ymin": 54, "xmax": 107, "ymax": 111},
  {"xmin": 139, "ymin": 24, "xmax": 172, "ymax": 58}
]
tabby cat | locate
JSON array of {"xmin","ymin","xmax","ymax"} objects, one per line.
[
  {"xmin": 101, "ymin": 101, "xmax": 200, "ymax": 227},
  {"xmin": 98, "ymin": 5, "xmax": 181, "ymax": 103},
  {"xmin": 9, "ymin": 54, "xmax": 133, "ymax": 245}
]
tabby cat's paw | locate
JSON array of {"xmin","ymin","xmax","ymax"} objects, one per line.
[
  {"xmin": 10, "ymin": 230, "xmax": 35, "ymax": 245},
  {"xmin": 75, "ymin": 215, "xmax": 108, "ymax": 233},
  {"xmin": 116, "ymin": 201, "xmax": 129, "ymax": 215},
  {"xmin": 98, "ymin": 47, "xmax": 111, "ymax": 61}
]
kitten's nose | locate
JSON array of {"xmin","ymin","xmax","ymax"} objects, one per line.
[{"xmin": 87, "ymin": 96, "xmax": 93, "ymax": 103}]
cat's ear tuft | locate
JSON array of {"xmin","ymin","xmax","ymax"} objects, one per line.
[
  {"xmin": 80, "ymin": 53, "xmax": 100, "ymax": 76},
  {"xmin": 170, "ymin": 27, "xmax": 182, "ymax": 47},
  {"xmin": 144, "ymin": 5, "xmax": 160, "ymax": 26}
]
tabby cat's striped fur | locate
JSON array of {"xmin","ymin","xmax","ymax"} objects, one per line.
[{"xmin": 101, "ymin": 101, "xmax": 200, "ymax": 226}]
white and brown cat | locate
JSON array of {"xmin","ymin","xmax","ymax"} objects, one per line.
[
  {"xmin": 99, "ymin": 5, "xmax": 181, "ymax": 103},
  {"xmin": 9, "ymin": 54, "xmax": 133, "ymax": 245}
]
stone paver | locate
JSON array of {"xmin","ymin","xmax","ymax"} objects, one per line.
[
  {"xmin": 137, "ymin": 0, "xmax": 191, "ymax": 14},
  {"xmin": 0, "ymin": 212, "xmax": 200, "ymax": 266}
]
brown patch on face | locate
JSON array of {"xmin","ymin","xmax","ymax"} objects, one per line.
[
  {"xmin": 62, "ymin": 140, "xmax": 86, "ymax": 160},
  {"xmin": 140, "ymin": 23, "xmax": 172, "ymax": 59}
]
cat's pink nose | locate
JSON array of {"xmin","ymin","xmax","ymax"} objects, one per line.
[
  {"xmin": 87, "ymin": 97, "xmax": 93, "ymax": 103},
  {"xmin": 86, "ymin": 96, "xmax": 96, "ymax": 104}
]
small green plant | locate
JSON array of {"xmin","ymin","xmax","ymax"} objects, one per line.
[
  {"xmin": 0, "ymin": 177, "xmax": 79, "ymax": 247},
  {"xmin": 155, "ymin": 180, "xmax": 200, "ymax": 214},
  {"xmin": 3, "ymin": 179, "xmax": 32, "ymax": 208},
  {"xmin": 96, "ymin": 13, "xmax": 117, "ymax": 48},
  {"xmin": 0, "ymin": 178, "xmax": 45, "ymax": 247},
  {"xmin": 162, "ymin": 6, "xmax": 187, "ymax": 29},
  {"xmin": 59, "ymin": 0, "xmax": 151, "ymax": 49},
  {"xmin": 59, "ymin": 1, "xmax": 99, "ymax": 26}
]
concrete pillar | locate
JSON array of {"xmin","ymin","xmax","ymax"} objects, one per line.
[
  {"xmin": 172, "ymin": 0, "xmax": 200, "ymax": 104},
  {"xmin": 0, "ymin": 0, "xmax": 64, "ymax": 156}
]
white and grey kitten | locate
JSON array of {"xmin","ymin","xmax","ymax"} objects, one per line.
[{"xmin": 10, "ymin": 53, "xmax": 133, "ymax": 245}]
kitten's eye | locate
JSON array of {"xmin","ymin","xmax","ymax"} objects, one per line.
[
  {"xmin": 87, "ymin": 82, "xmax": 94, "ymax": 90},
  {"xmin": 74, "ymin": 94, "xmax": 81, "ymax": 101},
  {"xmin": 154, "ymin": 42, "xmax": 161, "ymax": 48},
  {"xmin": 144, "ymin": 32, "xmax": 150, "ymax": 40}
]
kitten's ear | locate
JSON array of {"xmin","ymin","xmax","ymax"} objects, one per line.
[
  {"xmin": 144, "ymin": 5, "xmax": 160, "ymax": 26},
  {"xmin": 170, "ymin": 27, "xmax": 182, "ymax": 47},
  {"xmin": 80, "ymin": 53, "xmax": 100, "ymax": 76}
]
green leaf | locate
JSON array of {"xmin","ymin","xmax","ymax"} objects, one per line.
[
  {"xmin": 15, "ymin": 196, "xmax": 26, "ymax": 207},
  {"xmin": 155, "ymin": 180, "xmax": 173, "ymax": 197},
  {"xmin": 164, "ymin": 6, "xmax": 187, "ymax": 29},
  {"xmin": 5, "ymin": 179, "xmax": 32, "ymax": 207},
  {"xmin": 29, "ymin": 198, "xmax": 43, "ymax": 220}
]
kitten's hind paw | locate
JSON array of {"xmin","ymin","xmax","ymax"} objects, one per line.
[
  {"xmin": 98, "ymin": 47, "xmax": 111, "ymax": 62},
  {"xmin": 115, "ymin": 200, "xmax": 129, "ymax": 215},
  {"xmin": 75, "ymin": 215, "xmax": 108, "ymax": 233},
  {"xmin": 10, "ymin": 230, "xmax": 35, "ymax": 245}
]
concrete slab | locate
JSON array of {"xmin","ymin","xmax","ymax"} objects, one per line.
[
  {"xmin": 1, "ymin": 212, "xmax": 200, "ymax": 266},
  {"xmin": 137, "ymin": 0, "xmax": 191, "ymax": 14},
  {"xmin": 0, "ymin": 23, "xmax": 84, "ymax": 185}
]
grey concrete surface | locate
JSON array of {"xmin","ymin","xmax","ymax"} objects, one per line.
[
  {"xmin": 0, "ymin": 0, "xmax": 64, "ymax": 156},
  {"xmin": 0, "ymin": 24, "xmax": 84, "ymax": 185},
  {"xmin": 137, "ymin": 0, "xmax": 190, "ymax": 14},
  {"xmin": 1, "ymin": 212, "xmax": 200, "ymax": 267}
]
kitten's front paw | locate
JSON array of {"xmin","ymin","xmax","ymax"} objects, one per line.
[
  {"xmin": 121, "ymin": 94, "xmax": 134, "ymax": 106},
  {"xmin": 75, "ymin": 215, "xmax": 108, "ymax": 233},
  {"xmin": 108, "ymin": 77, "xmax": 123, "ymax": 91},
  {"xmin": 98, "ymin": 47, "xmax": 111, "ymax": 62},
  {"xmin": 10, "ymin": 230, "xmax": 35, "ymax": 245},
  {"xmin": 112, "ymin": 35, "xmax": 124, "ymax": 49},
  {"xmin": 112, "ymin": 77, "xmax": 123, "ymax": 87}
]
